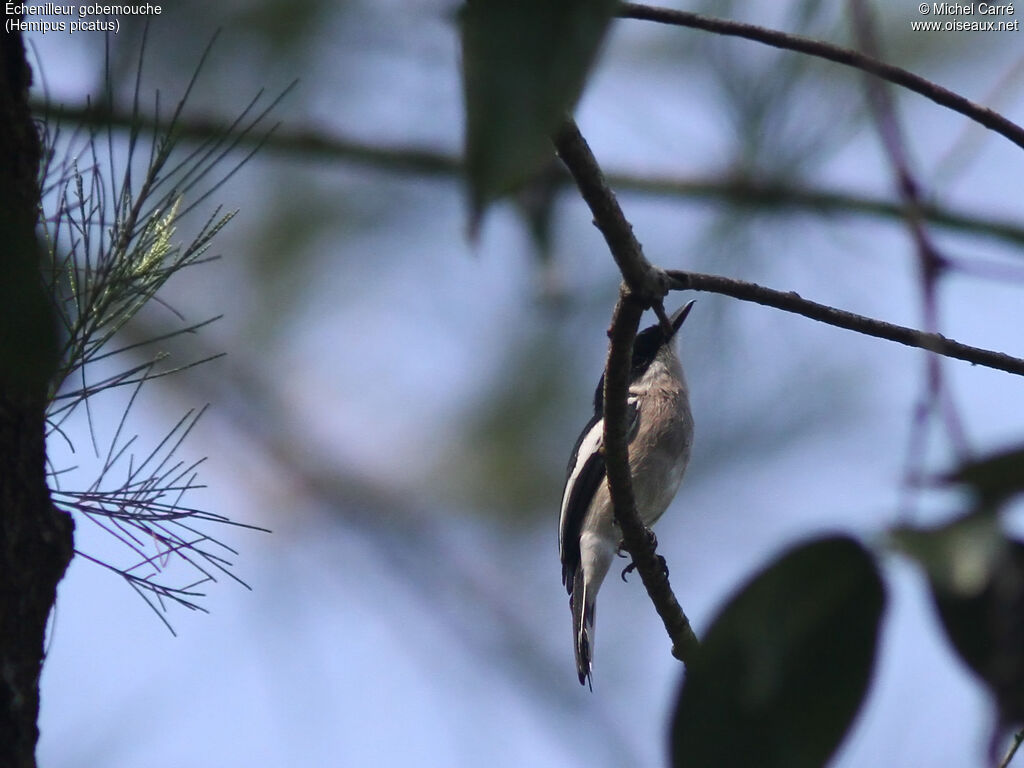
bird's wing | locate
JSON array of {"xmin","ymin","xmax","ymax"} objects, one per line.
[
  {"xmin": 558, "ymin": 398, "xmax": 641, "ymax": 593},
  {"xmin": 559, "ymin": 413, "xmax": 605, "ymax": 592}
]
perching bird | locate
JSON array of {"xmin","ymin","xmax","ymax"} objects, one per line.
[{"xmin": 558, "ymin": 301, "xmax": 695, "ymax": 687}]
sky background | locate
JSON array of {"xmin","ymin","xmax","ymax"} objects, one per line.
[{"xmin": 21, "ymin": 1, "xmax": 1024, "ymax": 766}]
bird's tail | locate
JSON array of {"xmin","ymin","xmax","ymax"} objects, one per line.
[{"xmin": 572, "ymin": 568, "xmax": 596, "ymax": 689}]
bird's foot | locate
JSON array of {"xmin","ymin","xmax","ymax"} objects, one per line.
[
  {"xmin": 643, "ymin": 527, "xmax": 658, "ymax": 550},
  {"xmin": 619, "ymin": 528, "xmax": 669, "ymax": 581}
]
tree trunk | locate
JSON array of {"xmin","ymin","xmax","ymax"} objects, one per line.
[{"xmin": 0, "ymin": 31, "xmax": 75, "ymax": 768}]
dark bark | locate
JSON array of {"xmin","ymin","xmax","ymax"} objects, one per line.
[{"xmin": 0, "ymin": 31, "xmax": 75, "ymax": 768}]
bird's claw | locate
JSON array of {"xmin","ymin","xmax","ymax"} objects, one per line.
[
  {"xmin": 619, "ymin": 528, "xmax": 669, "ymax": 581},
  {"xmin": 644, "ymin": 527, "xmax": 658, "ymax": 549}
]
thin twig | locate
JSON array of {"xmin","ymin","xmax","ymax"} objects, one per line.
[
  {"xmin": 554, "ymin": 116, "xmax": 701, "ymax": 665},
  {"xmin": 998, "ymin": 729, "xmax": 1024, "ymax": 768},
  {"xmin": 34, "ymin": 99, "xmax": 1024, "ymax": 249},
  {"xmin": 618, "ymin": 2, "xmax": 1024, "ymax": 152},
  {"xmin": 666, "ymin": 270, "xmax": 1024, "ymax": 377}
]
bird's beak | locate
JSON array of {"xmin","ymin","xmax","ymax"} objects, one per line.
[{"xmin": 668, "ymin": 300, "xmax": 696, "ymax": 338}]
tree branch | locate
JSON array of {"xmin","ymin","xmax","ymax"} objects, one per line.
[
  {"xmin": 604, "ymin": 293, "xmax": 701, "ymax": 664},
  {"xmin": 36, "ymin": 99, "xmax": 1024, "ymax": 248},
  {"xmin": 554, "ymin": 116, "xmax": 700, "ymax": 665},
  {"xmin": 618, "ymin": 2, "xmax": 1024, "ymax": 153},
  {"xmin": 668, "ymin": 270, "xmax": 1024, "ymax": 377},
  {"xmin": 617, "ymin": 174, "xmax": 1024, "ymax": 249}
]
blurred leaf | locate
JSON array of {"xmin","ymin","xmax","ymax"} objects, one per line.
[
  {"xmin": 460, "ymin": 0, "xmax": 616, "ymax": 226},
  {"xmin": 890, "ymin": 515, "xmax": 1005, "ymax": 596},
  {"xmin": 513, "ymin": 159, "xmax": 562, "ymax": 264},
  {"xmin": 671, "ymin": 535, "xmax": 885, "ymax": 768},
  {"xmin": 944, "ymin": 444, "xmax": 1024, "ymax": 509},
  {"xmin": 899, "ymin": 525, "xmax": 1024, "ymax": 727}
]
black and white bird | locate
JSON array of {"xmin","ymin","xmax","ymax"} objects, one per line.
[{"xmin": 558, "ymin": 301, "xmax": 695, "ymax": 687}]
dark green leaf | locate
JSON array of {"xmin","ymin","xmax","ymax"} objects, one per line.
[
  {"xmin": 460, "ymin": 0, "xmax": 616, "ymax": 226},
  {"xmin": 928, "ymin": 540, "xmax": 1024, "ymax": 726},
  {"xmin": 670, "ymin": 535, "xmax": 885, "ymax": 768}
]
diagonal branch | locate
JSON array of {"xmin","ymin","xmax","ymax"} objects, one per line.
[
  {"xmin": 618, "ymin": 2, "xmax": 1024, "ymax": 153},
  {"xmin": 554, "ymin": 116, "xmax": 701, "ymax": 665},
  {"xmin": 667, "ymin": 270, "xmax": 1024, "ymax": 377}
]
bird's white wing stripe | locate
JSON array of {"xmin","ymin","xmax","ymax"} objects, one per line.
[{"xmin": 558, "ymin": 417, "xmax": 604, "ymax": 550}]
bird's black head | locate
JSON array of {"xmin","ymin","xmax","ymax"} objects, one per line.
[{"xmin": 592, "ymin": 301, "xmax": 694, "ymax": 412}]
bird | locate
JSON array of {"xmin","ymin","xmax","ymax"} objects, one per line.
[{"xmin": 558, "ymin": 301, "xmax": 695, "ymax": 687}]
